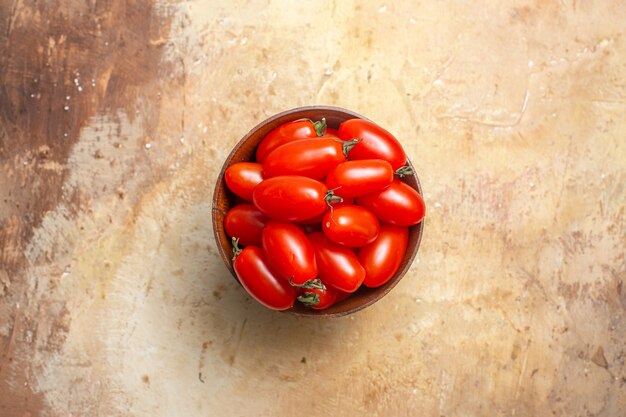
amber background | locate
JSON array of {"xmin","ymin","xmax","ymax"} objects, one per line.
[{"xmin": 1, "ymin": 1, "xmax": 625, "ymax": 416}]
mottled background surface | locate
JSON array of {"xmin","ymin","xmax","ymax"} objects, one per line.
[{"xmin": 1, "ymin": 0, "xmax": 625, "ymax": 416}]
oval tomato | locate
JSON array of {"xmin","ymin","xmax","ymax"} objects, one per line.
[
  {"xmin": 224, "ymin": 162, "xmax": 264, "ymax": 202},
  {"xmin": 233, "ymin": 244, "xmax": 296, "ymax": 310},
  {"xmin": 256, "ymin": 118, "xmax": 326, "ymax": 163},
  {"xmin": 297, "ymin": 196, "xmax": 353, "ymax": 225},
  {"xmin": 322, "ymin": 205, "xmax": 379, "ymax": 247},
  {"xmin": 308, "ymin": 232, "xmax": 365, "ymax": 293},
  {"xmin": 253, "ymin": 176, "xmax": 331, "ymax": 222},
  {"xmin": 356, "ymin": 179, "xmax": 425, "ymax": 226},
  {"xmin": 261, "ymin": 220, "xmax": 317, "ymax": 285},
  {"xmin": 358, "ymin": 223, "xmax": 409, "ymax": 288},
  {"xmin": 223, "ymin": 204, "xmax": 268, "ymax": 247},
  {"xmin": 326, "ymin": 159, "xmax": 394, "ymax": 198},
  {"xmin": 263, "ymin": 138, "xmax": 358, "ymax": 179},
  {"xmin": 325, "ymin": 127, "xmax": 339, "ymax": 136},
  {"xmin": 297, "ymin": 286, "xmax": 346, "ymax": 310},
  {"xmin": 338, "ymin": 119, "xmax": 406, "ymax": 169}
]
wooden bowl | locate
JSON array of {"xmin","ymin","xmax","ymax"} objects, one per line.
[{"xmin": 212, "ymin": 106, "xmax": 424, "ymax": 317}]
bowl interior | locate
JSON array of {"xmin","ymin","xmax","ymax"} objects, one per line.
[{"xmin": 212, "ymin": 106, "xmax": 424, "ymax": 317}]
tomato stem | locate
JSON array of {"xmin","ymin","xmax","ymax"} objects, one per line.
[
  {"xmin": 344, "ymin": 138, "xmax": 361, "ymax": 156},
  {"xmin": 332, "ymin": 138, "xmax": 361, "ymax": 157},
  {"xmin": 324, "ymin": 188, "xmax": 343, "ymax": 210},
  {"xmin": 231, "ymin": 237, "xmax": 242, "ymax": 261},
  {"xmin": 297, "ymin": 292, "xmax": 321, "ymax": 306},
  {"xmin": 289, "ymin": 277, "xmax": 326, "ymax": 290},
  {"xmin": 395, "ymin": 165, "xmax": 413, "ymax": 177},
  {"xmin": 313, "ymin": 118, "xmax": 327, "ymax": 136}
]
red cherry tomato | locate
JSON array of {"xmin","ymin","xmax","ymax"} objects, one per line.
[
  {"xmin": 233, "ymin": 245, "xmax": 296, "ymax": 310},
  {"xmin": 335, "ymin": 289, "xmax": 352, "ymax": 303},
  {"xmin": 223, "ymin": 204, "xmax": 268, "ymax": 247},
  {"xmin": 253, "ymin": 176, "xmax": 331, "ymax": 222},
  {"xmin": 358, "ymin": 223, "xmax": 409, "ymax": 288},
  {"xmin": 326, "ymin": 159, "xmax": 394, "ymax": 198},
  {"xmin": 261, "ymin": 220, "xmax": 317, "ymax": 285},
  {"xmin": 224, "ymin": 162, "xmax": 264, "ymax": 202},
  {"xmin": 263, "ymin": 138, "xmax": 358, "ymax": 179},
  {"xmin": 297, "ymin": 214, "xmax": 325, "ymax": 226},
  {"xmin": 256, "ymin": 118, "xmax": 326, "ymax": 163},
  {"xmin": 357, "ymin": 179, "xmax": 425, "ymax": 226},
  {"xmin": 297, "ymin": 197, "xmax": 353, "ymax": 225},
  {"xmin": 296, "ymin": 286, "xmax": 347, "ymax": 310},
  {"xmin": 322, "ymin": 205, "xmax": 379, "ymax": 247},
  {"xmin": 338, "ymin": 119, "xmax": 406, "ymax": 170},
  {"xmin": 325, "ymin": 127, "xmax": 339, "ymax": 136},
  {"xmin": 308, "ymin": 232, "xmax": 365, "ymax": 293}
]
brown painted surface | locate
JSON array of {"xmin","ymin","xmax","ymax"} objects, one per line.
[
  {"xmin": 1, "ymin": 1, "xmax": 175, "ymax": 415},
  {"xmin": 1, "ymin": 0, "xmax": 625, "ymax": 416}
]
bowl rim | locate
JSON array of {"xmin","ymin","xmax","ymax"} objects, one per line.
[{"xmin": 212, "ymin": 105, "xmax": 424, "ymax": 317}]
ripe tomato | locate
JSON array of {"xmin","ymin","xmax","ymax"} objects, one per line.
[
  {"xmin": 338, "ymin": 119, "xmax": 406, "ymax": 170},
  {"xmin": 263, "ymin": 138, "xmax": 359, "ymax": 179},
  {"xmin": 307, "ymin": 232, "xmax": 365, "ymax": 293},
  {"xmin": 356, "ymin": 179, "xmax": 425, "ymax": 226},
  {"xmin": 297, "ymin": 286, "xmax": 347, "ymax": 310},
  {"xmin": 325, "ymin": 127, "xmax": 339, "ymax": 136},
  {"xmin": 322, "ymin": 205, "xmax": 379, "ymax": 247},
  {"xmin": 253, "ymin": 176, "xmax": 333, "ymax": 222},
  {"xmin": 358, "ymin": 223, "xmax": 409, "ymax": 288},
  {"xmin": 224, "ymin": 162, "xmax": 264, "ymax": 202},
  {"xmin": 297, "ymin": 197, "xmax": 353, "ymax": 225},
  {"xmin": 261, "ymin": 220, "xmax": 317, "ymax": 285},
  {"xmin": 256, "ymin": 118, "xmax": 326, "ymax": 163},
  {"xmin": 223, "ymin": 204, "xmax": 268, "ymax": 247},
  {"xmin": 326, "ymin": 159, "xmax": 394, "ymax": 198},
  {"xmin": 232, "ymin": 243, "xmax": 296, "ymax": 310}
]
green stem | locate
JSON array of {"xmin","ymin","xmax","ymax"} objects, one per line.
[
  {"xmin": 313, "ymin": 118, "xmax": 327, "ymax": 136},
  {"xmin": 324, "ymin": 188, "xmax": 343, "ymax": 210},
  {"xmin": 395, "ymin": 165, "xmax": 413, "ymax": 177},
  {"xmin": 231, "ymin": 237, "xmax": 242, "ymax": 261},
  {"xmin": 289, "ymin": 277, "xmax": 326, "ymax": 290},
  {"xmin": 333, "ymin": 138, "xmax": 361, "ymax": 157},
  {"xmin": 343, "ymin": 138, "xmax": 361, "ymax": 156},
  {"xmin": 297, "ymin": 292, "xmax": 321, "ymax": 306}
]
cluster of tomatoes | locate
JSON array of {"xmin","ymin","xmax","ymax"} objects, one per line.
[{"xmin": 223, "ymin": 117, "xmax": 425, "ymax": 311}]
